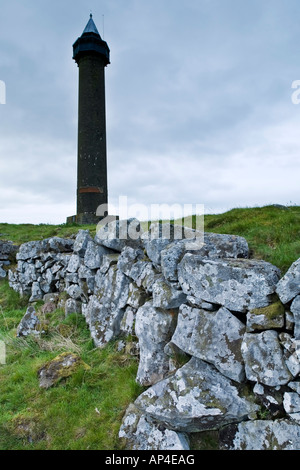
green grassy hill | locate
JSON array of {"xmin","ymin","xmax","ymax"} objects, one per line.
[{"xmin": 0, "ymin": 204, "xmax": 299, "ymax": 450}]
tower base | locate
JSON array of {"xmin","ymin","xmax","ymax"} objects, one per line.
[{"xmin": 66, "ymin": 213, "xmax": 119, "ymax": 226}]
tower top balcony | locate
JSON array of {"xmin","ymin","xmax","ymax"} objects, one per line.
[{"xmin": 73, "ymin": 14, "xmax": 110, "ymax": 66}]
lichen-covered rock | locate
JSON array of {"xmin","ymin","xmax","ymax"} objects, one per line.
[
  {"xmin": 142, "ymin": 223, "xmax": 203, "ymax": 268},
  {"xmin": 289, "ymin": 382, "xmax": 300, "ymax": 395},
  {"xmin": 119, "ymin": 404, "xmax": 190, "ymax": 450},
  {"xmin": 170, "ymin": 304, "xmax": 246, "ymax": 382},
  {"xmin": 158, "ymin": 232, "xmax": 248, "ymax": 283},
  {"xmin": 283, "ymin": 392, "xmax": 300, "ymax": 415},
  {"xmin": 66, "ymin": 284, "xmax": 87, "ymax": 302},
  {"xmin": 128, "ymin": 260, "xmax": 161, "ymax": 293},
  {"xmin": 16, "ymin": 240, "xmax": 48, "ymax": 261},
  {"xmin": 16, "ymin": 306, "xmax": 46, "ymax": 337},
  {"xmin": 290, "ymin": 295, "xmax": 300, "ymax": 340},
  {"xmin": 241, "ymin": 331, "xmax": 292, "ymax": 386},
  {"xmin": 73, "ymin": 230, "xmax": 93, "ymax": 257},
  {"xmin": 95, "ymin": 218, "xmax": 143, "ymax": 252},
  {"xmin": 37, "ymin": 352, "xmax": 90, "ymax": 389},
  {"xmin": 152, "ymin": 278, "xmax": 187, "ymax": 309},
  {"xmin": 135, "ymin": 301, "xmax": 177, "ymax": 386},
  {"xmin": 246, "ymin": 301, "xmax": 285, "ymax": 332},
  {"xmin": 17, "ymin": 238, "xmax": 72, "ymax": 262},
  {"xmin": 178, "ymin": 255, "xmax": 281, "ymax": 313},
  {"xmin": 127, "ymin": 283, "xmax": 148, "ymax": 309},
  {"xmin": 83, "ymin": 240, "xmax": 114, "ymax": 270},
  {"xmin": 134, "ymin": 357, "xmax": 259, "ymax": 433},
  {"xmin": 279, "ymin": 333, "xmax": 300, "ymax": 378},
  {"xmin": 98, "ymin": 253, "xmax": 119, "ymax": 274},
  {"xmin": 84, "ymin": 295, "xmax": 126, "ymax": 347},
  {"xmin": 66, "ymin": 254, "xmax": 82, "ymax": 273},
  {"xmin": 120, "ymin": 306, "xmax": 137, "ymax": 336},
  {"xmin": 202, "ymin": 232, "xmax": 249, "ymax": 259},
  {"xmin": 276, "ymin": 258, "xmax": 300, "ymax": 304},
  {"xmin": 221, "ymin": 420, "xmax": 300, "ymax": 450},
  {"xmin": 29, "ymin": 281, "xmax": 43, "ymax": 302},
  {"xmin": 0, "ymin": 264, "xmax": 6, "ymax": 278},
  {"xmin": 160, "ymin": 242, "xmax": 186, "ymax": 282},
  {"xmin": 83, "ymin": 265, "xmax": 130, "ymax": 347},
  {"xmin": 117, "ymin": 246, "xmax": 145, "ymax": 278},
  {"xmin": 46, "ymin": 237, "xmax": 74, "ymax": 254},
  {"xmin": 0, "ymin": 240, "xmax": 19, "ymax": 262}
]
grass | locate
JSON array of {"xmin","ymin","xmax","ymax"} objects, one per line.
[
  {"xmin": 0, "ymin": 281, "xmax": 143, "ymax": 450},
  {"xmin": 0, "ymin": 204, "xmax": 300, "ymax": 450},
  {"xmin": 0, "ymin": 222, "xmax": 97, "ymax": 245}
]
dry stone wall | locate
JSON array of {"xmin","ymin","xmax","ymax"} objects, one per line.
[{"xmin": 7, "ymin": 219, "xmax": 300, "ymax": 450}]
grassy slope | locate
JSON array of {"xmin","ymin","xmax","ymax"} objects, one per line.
[
  {"xmin": 0, "ymin": 283, "xmax": 143, "ymax": 450},
  {"xmin": 0, "ymin": 205, "xmax": 300, "ymax": 450}
]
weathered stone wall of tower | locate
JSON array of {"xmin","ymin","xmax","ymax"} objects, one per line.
[{"xmin": 77, "ymin": 54, "xmax": 108, "ymax": 224}]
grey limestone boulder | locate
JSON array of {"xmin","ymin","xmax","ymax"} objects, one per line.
[
  {"xmin": 119, "ymin": 404, "xmax": 190, "ymax": 451},
  {"xmin": 152, "ymin": 278, "xmax": 187, "ymax": 310},
  {"xmin": 241, "ymin": 331, "xmax": 292, "ymax": 386},
  {"xmin": 73, "ymin": 230, "xmax": 93, "ymax": 257},
  {"xmin": 29, "ymin": 281, "xmax": 43, "ymax": 302},
  {"xmin": 290, "ymin": 295, "xmax": 300, "ymax": 339},
  {"xmin": 120, "ymin": 306, "xmax": 137, "ymax": 336},
  {"xmin": 117, "ymin": 246, "xmax": 145, "ymax": 278},
  {"xmin": 283, "ymin": 392, "xmax": 300, "ymax": 415},
  {"xmin": 279, "ymin": 333, "xmax": 300, "ymax": 378},
  {"xmin": 246, "ymin": 301, "xmax": 285, "ymax": 332},
  {"xmin": 46, "ymin": 237, "xmax": 74, "ymax": 253},
  {"xmin": 170, "ymin": 304, "xmax": 246, "ymax": 382},
  {"xmin": 127, "ymin": 283, "xmax": 148, "ymax": 310},
  {"xmin": 0, "ymin": 240, "xmax": 19, "ymax": 261},
  {"xmin": 157, "ymin": 231, "xmax": 249, "ymax": 282},
  {"xmin": 83, "ymin": 265, "xmax": 130, "ymax": 347},
  {"xmin": 66, "ymin": 284, "xmax": 87, "ymax": 302},
  {"xmin": 0, "ymin": 264, "xmax": 6, "ymax": 278},
  {"xmin": 95, "ymin": 218, "xmax": 143, "ymax": 252},
  {"xmin": 203, "ymin": 232, "xmax": 249, "ymax": 259},
  {"xmin": 134, "ymin": 357, "xmax": 259, "ymax": 433},
  {"xmin": 16, "ymin": 240, "xmax": 48, "ymax": 261},
  {"xmin": 83, "ymin": 295, "xmax": 125, "ymax": 348},
  {"xmin": 160, "ymin": 242, "xmax": 186, "ymax": 282},
  {"xmin": 135, "ymin": 301, "xmax": 177, "ymax": 386},
  {"xmin": 222, "ymin": 420, "xmax": 300, "ymax": 450},
  {"xmin": 16, "ymin": 306, "xmax": 44, "ymax": 337},
  {"xmin": 99, "ymin": 253, "xmax": 119, "ymax": 274},
  {"xmin": 127, "ymin": 259, "xmax": 160, "ymax": 294},
  {"xmin": 142, "ymin": 223, "xmax": 203, "ymax": 268},
  {"xmin": 276, "ymin": 258, "xmax": 300, "ymax": 305},
  {"xmin": 178, "ymin": 254, "xmax": 281, "ymax": 313},
  {"xmin": 84, "ymin": 240, "xmax": 114, "ymax": 270},
  {"xmin": 66, "ymin": 254, "xmax": 82, "ymax": 273}
]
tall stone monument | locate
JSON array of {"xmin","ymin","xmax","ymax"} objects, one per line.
[{"xmin": 67, "ymin": 14, "xmax": 110, "ymax": 225}]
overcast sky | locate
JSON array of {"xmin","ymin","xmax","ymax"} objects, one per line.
[{"xmin": 0, "ymin": 0, "xmax": 300, "ymax": 224}]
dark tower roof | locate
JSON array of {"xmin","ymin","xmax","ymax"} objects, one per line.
[
  {"xmin": 82, "ymin": 14, "xmax": 100, "ymax": 35},
  {"xmin": 73, "ymin": 14, "xmax": 110, "ymax": 65}
]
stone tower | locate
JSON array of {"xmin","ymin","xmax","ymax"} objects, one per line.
[{"xmin": 71, "ymin": 14, "xmax": 110, "ymax": 225}]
